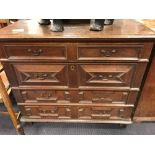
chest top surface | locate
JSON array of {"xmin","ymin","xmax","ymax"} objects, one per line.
[{"xmin": 0, "ymin": 20, "xmax": 155, "ymax": 41}]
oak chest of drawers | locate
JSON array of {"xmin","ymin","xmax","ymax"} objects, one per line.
[{"xmin": 0, "ymin": 19, "xmax": 155, "ymax": 127}]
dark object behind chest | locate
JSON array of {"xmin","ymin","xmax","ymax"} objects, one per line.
[{"xmin": 39, "ymin": 19, "xmax": 114, "ymax": 32}]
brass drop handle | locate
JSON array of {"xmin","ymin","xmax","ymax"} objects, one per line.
[
  {"xmin": 66, "ymin": 108, "xmax": 71, "ymax": 112},
  {"xmin": 70, "ymin": 65, "xmax": 76, "ymax": 71},
  {"xmin": 100, "ymin": 49, "xmax": 116, "ymax": 57},
  {"xmin": 27, "ymin": 48, "xmax": 43, "ymax": 56},
  {"xmin": 119, "ymin": 109, "xmax": 125, "ymax": 117}
]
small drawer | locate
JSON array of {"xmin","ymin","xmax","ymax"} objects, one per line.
[
  {"xmin": 77, "ymin": 44, "xmax": 146, "ymax": 61},
  {"xmin": 19, "ymin": 104, "xmax": 133, "ymax": 120},
  {"xmin": 4, "ymin": 44, "xmax": 67, "ymax": 61},
  {"xmin": 13, "ymin": 89, "xmax": 138, "ymax": 105}
]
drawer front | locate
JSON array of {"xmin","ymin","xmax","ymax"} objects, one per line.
[
  {"xmin": 1, "ymin": 43, "xmax": 153, "ymax": 62},
  {"xmin": 12, "ymin": 63, "xmax": 69, "ymax": 87},
  {"xmin": 3, "ymin": 62, "xmax": 147, "ymax": 89},
  {"xmin": 77, "ymin": 90, "xmax": 137, "ymax": 104},
  {"xmin": 14, "ymin": 89, "xmax": 138, "ymax": 105},
  {"xmin": 19, "ymin": 104, "xmax": 133, "ymax": 120},
  {"xmin": 4, "ymin": 45, "xmax": 67, "ymax": 60},
  {"xmin": 78, "ymin": 63, "xmax": 137, "ymax": 88},
  {"xmin": 14, "ymin": 90, "xmax": 72, "ymax": 103},
  {"xmin": 77, "ymin": 44, "xmax": 146, "ymax": 61}
]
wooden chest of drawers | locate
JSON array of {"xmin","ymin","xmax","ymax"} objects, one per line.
[{"xmin": 0, "ymin": 19, "xmax": 155, "ymax": 126}]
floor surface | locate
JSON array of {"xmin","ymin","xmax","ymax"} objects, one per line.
[{"xmin": 0, "ymin": 114, "xmax": 155, "ymax": 135}]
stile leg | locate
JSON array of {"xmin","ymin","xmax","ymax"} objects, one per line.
[{"xmin": 0, "ymin": 76, "xmax": 25, "ymax": 135}]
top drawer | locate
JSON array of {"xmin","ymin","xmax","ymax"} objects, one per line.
[
  {"xmin": 77, "ymin": 43, "xmax": 152, "ymax": 61},
  {"xmin": 1, "ymin": 43, "xmax": 153, "ymax": 62},
  {"xmin": 3, "ymin": 44, "xmax": 67, "ymax": 61}
]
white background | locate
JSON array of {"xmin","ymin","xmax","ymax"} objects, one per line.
[{"xmin": 0, "ymin": 0, "xmax": 155, "ymax": 18}]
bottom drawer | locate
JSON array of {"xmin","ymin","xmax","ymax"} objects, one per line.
[{"xmin": 19, "ymin": 104, "xmax": 133, "ymax": 121}]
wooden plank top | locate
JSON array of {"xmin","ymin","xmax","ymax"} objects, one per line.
[
  {"xmin": 0, "ymin": 19, "xmax": 155, "ymax": 41},
  {"xmin": 136, "ymin": 20, "xmax": 155, "ymax": 31}
]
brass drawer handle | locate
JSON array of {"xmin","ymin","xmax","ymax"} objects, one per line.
[
  {"xmin": 70, "ymin": 65, "xmax": 76, "ymax": 71},
  {"xmin": 119, "ymin": 109, "xmax": 125, "ymax": 118},
  {"xmin": 100, "ymin": 49, "xmax": 116, "ymax": 57},
  {"xmin": 27, "ymin": 48, "xmax": 43, "ymax": 56}
]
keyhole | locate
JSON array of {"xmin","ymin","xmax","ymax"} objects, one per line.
[{"xmin": 70, "ymin": 65, "xmax": 75, "ymax": 71}]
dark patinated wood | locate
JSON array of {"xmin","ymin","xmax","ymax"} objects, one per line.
[
  {"xmin": 134, "ymin": 51, "xmax": 155, "ymax": 122},
  {"xmin": 3, "ymin": 44, "xmax": 67, "ymax": 60},
  {"xmin": 0, "ymin": 20, "xmax": 154, "ymax": 41},
  {"xmin": 18, "ymin": 104, "xmax": 133, "ymax": 122},
  {"xmin": 13, "ymin": 89, "xmax": 138, "ymax": 105},
  {"xmin": 0, "ymin": 20, "xmax": 155, "ymax": 133},
  {"xmin": 77, "ymin": 43, "xmax": 152, "ymax": 62},
  {"xmin": 132, "ymin": 20, "xmax": 155, "ymax": 122}
]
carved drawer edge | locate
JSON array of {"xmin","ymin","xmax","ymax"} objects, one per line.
[{"xmin": 20, "ymin": 117, "xmax": 133, "ymax": 124}]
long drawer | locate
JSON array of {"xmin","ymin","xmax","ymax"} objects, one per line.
[
  {"xmin": 13, "ymin": 89, "xmax": 138, "ymax": 105},
  {"xmin": 18, "ymin": 104, "xmax": 133, "ymax": 121},
  {"xmin": 3, "ymin": 62, "xmax": 147, "ymax": 88},
  {"xmin": 0, "ymin": 43, "xmax": 153, "ymax": 62}
]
